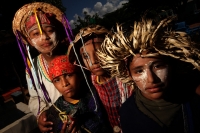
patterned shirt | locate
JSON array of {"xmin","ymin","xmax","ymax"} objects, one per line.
[
  {"xmin": 46, "ymin": 92, "xmax": 112, "ymax": 133},
  {"xmin": 91, "ymin": 74, "xmax": 133, "ymax": 129}
]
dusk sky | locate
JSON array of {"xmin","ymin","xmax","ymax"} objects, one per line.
[{"xmin": 61, "ymin": 0, "xmax": 129, "ymax": 28}]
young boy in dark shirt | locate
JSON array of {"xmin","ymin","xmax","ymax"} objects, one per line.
[{"xmin": 46, "ymin": 55, "xmax": 112, "ymax": 133}]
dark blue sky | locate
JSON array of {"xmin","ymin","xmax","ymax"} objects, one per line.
[
  {"xmin": 61, "ymin": 0, "xmax": 128, "ymax": 28},
  {"xmin": 62, "ymin": 0, "xmax": 106, "ymax": 21}
]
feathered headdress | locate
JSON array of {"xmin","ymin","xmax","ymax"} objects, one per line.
[{"xmin": 97, "ymin": 16, "xmax": 200, "ymax": 87}]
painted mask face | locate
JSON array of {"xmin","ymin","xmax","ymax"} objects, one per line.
[
  {"xmin": 129, "ymin": 54, "xmax": 169, "ymax": 100},
  {"xmin": 79, "ymin": 38, "xmax": 105, "ymax": 76},
  {"xmin": 28, "ymin": 24, "xmax": 58, "ymax": 54},
  {"xmin": 52, "ymin": 73, "xmax": 80, "ymax": 101}
]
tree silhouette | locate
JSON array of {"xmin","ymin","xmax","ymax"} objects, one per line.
[
  {"xmin": 72, "ymin": 0, "xmax": 200, "ymax": 32},
  {"xmin": 72, "ymin": 12, "xmax": 103, "ymax": 35}
]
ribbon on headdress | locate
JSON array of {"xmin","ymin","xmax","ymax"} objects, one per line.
[
  {"xmin": 62, "ymin": 14, "xmax": 74, "ymax": 43},
  {"xmin": 25, "ymin": 9, "xmax": 52, "ymax": 33},
  {"xmin": 16, "ymin": 30, "xmax": 52, "ymax": 114},
  {"xmin": 15, "ymin": 30, "xmax": 42, "ymax": 114},
  {"xmin": 34, "ymin": 8, "xmax": 43, "ymax": 35}
]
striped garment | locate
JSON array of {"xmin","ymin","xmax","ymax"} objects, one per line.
[{"xmin": 91, "ymin": 74, "xmax": 133, "ymax": 129}]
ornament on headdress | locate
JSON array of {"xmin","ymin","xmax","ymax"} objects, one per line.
[{"xmin": 34, "ymin": 8, "xmax": 43, "ymax": 35}]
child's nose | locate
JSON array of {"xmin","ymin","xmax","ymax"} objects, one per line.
[
  {"xmin": 41, "ymin": 32, "xmax": 50, "ymax": 40},
  {"xmin": 91, "ymin": 54, "xmax": 99, "ymax": 65},
  {"xmin": 62, "ymin": 78, "xmax": 69, "ymax": 87},
  {"xmin": 147, "ymin": 69, "xmax": 160, "ymax": 83}
]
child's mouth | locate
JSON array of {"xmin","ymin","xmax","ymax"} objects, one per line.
[
  {"xmin": 93, "ymin": 67, "xmax": 102, "ymax": 71},
  {"xmin": 64, "ymin": 89, "xmax": 71, "ymax": 94},
  {"xmin": 43, "ymin": 43, "xmax": 51, "ymax": 47},
  {"xmin": 146, "ymin": 84, "xmax": 164, "ymax": 92}
]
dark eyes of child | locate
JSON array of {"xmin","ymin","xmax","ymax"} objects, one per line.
[
  {"xmin": 65, "ymin": 73, "xmax": 73, "ymax": 77},
  {"xmin": 82, "ymin": 53, "xmax": 89, "ymax": 59},
  {"xmin": 53, "ymin": 73, "xmax": 73, "ymax": 83},
  {"xmin": 134, "ymin": 69, "xmax": 144, "ymax": 74},
  {"xmin": 46, "ymin": 28, "xmax": 54, "ymax": 33},
  {"xmin": 30, "ymin": 31, "xmax": 40, "ymax": 37},
  {"xmin": 133, "ymin": 62, "xmax": 167, "ymax": 74},
  {"xmin": 53, "ymin": 77, "xmax": 60, "ymax": 83},
  {"xmin": 153, "ymin": 62, "xmax": 167, "ymax": 69},
  {"xmin": 30, "ymin": 27, "xmax": 54, "ymax": 37}
]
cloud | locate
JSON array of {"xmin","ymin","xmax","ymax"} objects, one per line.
[
  {"xmin": 70, "ymin": 0, "xmax": 129, "ymax": 29},
  {"xmin": 69, "ymin": 20, "xmax": 75, "ymax": 29},
  {"xmin": 107, "ymin": 0, "xmax": 121, "ymax": 5},
  {"xmin": 117, "ymin": 0, "xmax": 128, "ymax": 8},
  {"xmin": 94, "ymin": 2, "xmax": 102, "ymax": 11},
  {"xmin": 69, "ymin": 14, "xmax": 82, "ymax": 29},
  {"xmin": 82, "ymin": 8, "xmax": 96, "ymax": 16}
]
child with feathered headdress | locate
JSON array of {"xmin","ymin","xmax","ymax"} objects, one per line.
[{"xmin": 97, "ymin": 16, "xmax": 200, "ymax": 133}]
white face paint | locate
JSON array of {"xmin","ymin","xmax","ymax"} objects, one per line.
[
  {"xmin": 154, "ymin": 68, "xmax": 168, "ymax": 83},
  {"xmin": 31, "ymin": 32, "xmax": 58, "ymax": 54},
  {"xmin": 132, "ymin": 61, "xmax": 153, "ymax": 91},
  {"xmin": 131, "ymin": 60, "xmax": 169, "ymax": 93},
  {"xmin": 132, "ymin": 69, "xmax": 148, "ymax": 91}
]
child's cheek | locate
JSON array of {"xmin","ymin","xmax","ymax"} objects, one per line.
[
  {"xmin": 49, "ymin": 32, "xmax": 58, "ymax": 47},
  {"xmin": 31, "ymin": 37, "xmax": 44, "ymax": 52},
  {"xmin": 132, "ymin": 70, "xmax": 148, "ymax": 91},
  {"xmin": 154, "ymin": 67, "xmax": 168, "ymax": 83}
]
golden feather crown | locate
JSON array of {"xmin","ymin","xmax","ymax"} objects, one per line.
[{"xmin": 97, "ymin": 16, "xmax": 200, "ymax": 86}]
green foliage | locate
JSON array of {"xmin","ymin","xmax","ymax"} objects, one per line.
[
  {"xmin": 72, "ymin": 12, "xmax": 103, "ymax": 35},
  {"xmin": 31, "ymin": 0, "xmax": 66, "ymax": 13}
]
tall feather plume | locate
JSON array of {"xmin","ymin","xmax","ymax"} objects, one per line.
[
  {"xmin": 97, "ymin": 16, "xmax": 200, "ymax": 90},
  {"xmin": 97, "ymin": 24, "xmax": 132, "ymax": 84}
]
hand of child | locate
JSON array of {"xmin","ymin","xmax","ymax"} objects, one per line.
[
  {"xmin": 61, "ymin": 121, "xmax": 79, "ymax": 133},
  {"xmin": 38, "ymin": 111, "xmax": 53, "ymax": 133}
]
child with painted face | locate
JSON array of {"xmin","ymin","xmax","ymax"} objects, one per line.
[
  {"xmin": 97, "ymin": 17, "xmax": 200, "ymax": 133},
  {"xmin": 12, "ymin": 2, "xmax": 72, "ymax": 132},
  {"xmin": 71, "ymin": 25, "xmax": 133, "ymax": 132},
  {"xmin": 47, "ymin": 55, "xmax": 112, "ymax": 133}
]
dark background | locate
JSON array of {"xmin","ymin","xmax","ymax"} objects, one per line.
[{"xmin": 0, "ymin": 0, "xmax": 200, "ymax": 96}]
